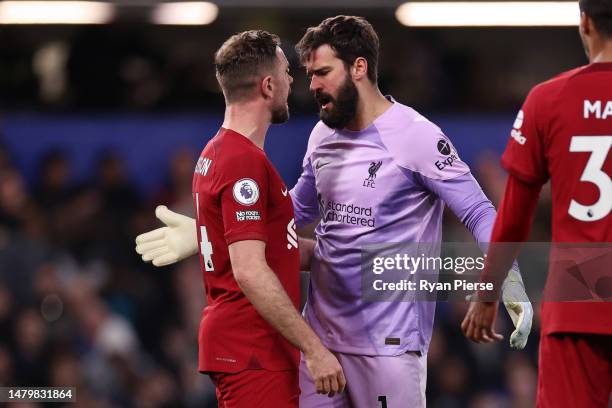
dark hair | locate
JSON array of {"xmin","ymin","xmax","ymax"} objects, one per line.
[
  {"xmin": 296, "ymin": 15, "xmax": 379, "ymax": 83},
  {"xmin": 580, "ymin": 0, "xmax": 612, "ymax": 37},
  {"xmin": 214, "ymin": 30, "xmax": 281, "ymax": 103}
]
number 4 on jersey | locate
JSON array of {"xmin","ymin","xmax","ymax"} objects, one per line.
[
  {"xmin": 195, "ymin": 192, "xmax": 214, "ymax": 271},
  {"xmin": 568, "ymin": 136, "xmax": 612, "ymax": 222},
  {"xmin": 200, "ymin": 226, "xmax": 214, "ymax": 271}
]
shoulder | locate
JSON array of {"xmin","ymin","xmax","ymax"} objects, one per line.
[
  {"xmin": 376, "ymin": 102, "xmax": 470, "ymax": 180},
  {"xmin": 214, "ymin": 132, "xmax": 266, "ymax": 162},
  {"xmin": 375, "ymin": 102, "xmax": 444, "ymax": 145},
  {"xmin": 517, "ymin": 67, "xmax": 588, "ymax": 131},
  {"xmin": 302, "ymin": 120, "xmax": 334, "ymax": 164},
  {"xmin": 307, "ymin": 120, "xmax": 334, "ymax": 149},
  {"xmin": 526, "ymin": 65, "xmax": 588, "ymax": 102},
  {"xmin": 548, "ymin": 65, "xmax": 590, "ymax": 83},
  {"xmin": 213, "ymin": 136, "xmax": 269, "ymax": 182}
]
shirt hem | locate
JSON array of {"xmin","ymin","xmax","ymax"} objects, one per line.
[{"xmin": 225, "ymin": 231, "xmax": 268, "ymax": 246}]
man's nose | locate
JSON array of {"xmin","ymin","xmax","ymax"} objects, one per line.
[{"xmin": 309, "ymin": 75, "xmax": 321, "ymax": 93}]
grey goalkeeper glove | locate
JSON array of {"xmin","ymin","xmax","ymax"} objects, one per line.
[
  {"xmin": 501, "ymin": 266, "xmax": 533, "ymax": 350},
  {"xmin": 135, "ymin": 205, "xmax": 198, "ymax": 267}
]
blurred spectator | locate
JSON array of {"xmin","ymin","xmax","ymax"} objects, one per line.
[
  {"xmin": 0, "ymin": 343, "xmax": 15, "ymax": 386},
  {"xmin": 505, "ymin": 354, "xmax": 537, "ymax": 408},
  {"xmin": 34, "ymin": 150, "xmax": 73, "ymax": 211},
  {"xmin": 0, "ymin": 169, "xmax": 30, "ymax": 230},
  {"xmin": 13, "ymin": 308, "xmax": 50, "ymax": 386},
  {"xmin": 154, "ymin": 147, "xmax": 197, "ymax": 216}
]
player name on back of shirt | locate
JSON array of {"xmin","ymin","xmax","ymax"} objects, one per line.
[{"xmin": 584, "ymin": 100, "xmax": 612, "ymax": 119}]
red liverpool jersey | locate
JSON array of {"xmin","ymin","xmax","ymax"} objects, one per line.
[
  {"xmin": 501, "ymin": 63, "xmax": 612, "ymax": 334},
  {"xmin": 192, "ymin": 127, "xmax": 300, "ymax": 373}
]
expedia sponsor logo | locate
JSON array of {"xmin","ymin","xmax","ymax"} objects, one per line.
[
  {"xmin": 511, "ymin": 129, "xmax": 527, "ymax": 145},
  {"xmin": 437, "ymin": 139, "xmax": 452, "ymax": 156},
  {"xmin": 236, "ymin": 210, "xmax": 261, "ymax": 221},
  {"xmin": 510, "ymin": 110, "xmax": 527, "ymax": 145},
  {"xmin": 435, "ymin": 138, "xmax": 460, "ymax": 170},
  {"xmin": 320, "ymin": 198, "xmax": 375, "ymax": 227},
  {"xmin": 435, "ymin": 154, "xmax": 459, "ymax": 171}
]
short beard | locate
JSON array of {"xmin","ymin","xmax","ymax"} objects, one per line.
[
  {"xmin": 317, "ymin": 74, "xmax": 358, "ymax": 129},
  {"xmin": 271, "ymin": 104, "xmax": 289, "ymax": 124}
]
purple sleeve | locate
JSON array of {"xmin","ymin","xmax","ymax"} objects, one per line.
[
  {"xmin": 419, "ymin": 172, "xmax": 496, "ymax": 248},
  {"xmin": 290, "ymin": 160, "xmax": 320, "ymax": 228}
]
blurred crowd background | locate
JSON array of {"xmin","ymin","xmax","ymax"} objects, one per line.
[{"xmin": 0, "ymin": 0, "xmax": 577, "ymax": 407}]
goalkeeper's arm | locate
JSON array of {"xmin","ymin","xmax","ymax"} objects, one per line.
[
  {"xmin": 135, "ymin": 206, "xmax": 198, "ymax": 266},
  {"xmin": 136, "ymin": 206, "xmax": 317, "ymax": 269}
]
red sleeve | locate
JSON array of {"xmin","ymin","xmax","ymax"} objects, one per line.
[
  {"xmin": 219, "ymin": 154, "xmax": 269, "ymax": 245},
  {"xmin": 501, "ymin": 86, "xmax": 550, "ymax": 185},
  {"xmin": 479, "ymin": 174, "xmax": 542, "ymax": 299}
]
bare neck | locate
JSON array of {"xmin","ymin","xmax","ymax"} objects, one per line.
[
  {"xmin": 590, "ymin": 39, "xmax": 612, "ymax": 63},
  {"xmin": 346, "ymin": 85, "xmax": 393, "ymax": 131},
  {"xmin": 222, "ymin": 101, "xmax": 271, "ymax": 149}
]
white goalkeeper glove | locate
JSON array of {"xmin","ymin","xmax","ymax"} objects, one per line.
[
  {"xmin": 501, "ymin": 267, "xmax": 533, "ymax": 350},
  {"xmin": 135, "ymin": 205, "xmax": 198, "ymax": 267}
]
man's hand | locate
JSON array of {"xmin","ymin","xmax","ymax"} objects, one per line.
[
  {"xmin": 501, "ymin": 267, "xmax": 533, "ymax": 350},
  {"xmin": 303, "ymin": 345, "xmax": 346, "ymax": 398},
  {"xmin": 135, "ymin": 205, "xmax": 198, "ymax": 266},
  {"xmin": 462, "ymin": 267, "xmax": 533, "ymax": 349},
  {"xmin": 461, "ymin": 298, "xmax": 504, "ymax": 344}
]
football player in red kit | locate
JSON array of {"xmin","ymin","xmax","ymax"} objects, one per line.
[
  {"xmin": 462, "ymin": 1, "xmax": 612, "ymax": 407},
  {"xmin": 141, "ymin": 31, "xmax": 345, "ymax": 407}
]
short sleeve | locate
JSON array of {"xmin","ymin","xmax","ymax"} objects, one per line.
[
  {"xmin": 501, "ymin": 86, "xmax": 549, "ymax": 185},
  {"xmin": 219, "ymin": 154, "xmax": 269, "ymax": 245}
]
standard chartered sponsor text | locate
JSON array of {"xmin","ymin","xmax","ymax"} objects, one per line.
[{"xmin": 325, "ymin": 200, "xmax": 375, "ymax": 227}]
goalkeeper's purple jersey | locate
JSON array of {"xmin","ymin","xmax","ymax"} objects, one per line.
[{"xmin": 291, "ymin": 98, "xmax": 496, "ymax": 355}]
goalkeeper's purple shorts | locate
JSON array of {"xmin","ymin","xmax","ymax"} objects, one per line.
[{"xmin": 299, "ymin": 350, "xmax": 427, "ymax": 408}]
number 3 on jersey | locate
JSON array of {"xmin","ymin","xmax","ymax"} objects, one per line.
[
  {"xmin": 195, "ymin": 192, "xmax": 215, "ymax": 271},
  {"xmin": 568, "ymin": 136, "xmax": 611, "ymax": 222}
]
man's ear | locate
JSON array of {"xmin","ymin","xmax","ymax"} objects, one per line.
[
  {"xmin": 351, "ymin": 57, "xmax": 368, "ymax": 81},
  {"xmin": 580, "ymin": 11, "xmax": 591, "ymax": 37},
  {"xmin": 260, "ymin": 75, "xmax": 274, "ymax": 99}
]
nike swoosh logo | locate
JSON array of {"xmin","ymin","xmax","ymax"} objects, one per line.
[
  {"xmin": 315, "ymin": 160, "xmax": 330, "ymax": 170},
  {"xmin": 281, "ymin": 187, "xmax": 288, "ymax": 197}
]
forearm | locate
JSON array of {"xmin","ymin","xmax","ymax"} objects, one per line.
[
  {"xmin": 479, "ymin": 175, "xmax": 542, "ymax": 297},
  {"xmin": 421, "ymin": 172, "xmax": 496, "ymax": 250},
  {"xmin": 422, "ymin": 172, "xmax": 525, "ymax": 295},
  {"xmin": 236, "ymin": 263, "xmax": 322, "ymax": 354}
]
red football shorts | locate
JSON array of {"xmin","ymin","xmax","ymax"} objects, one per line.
[
  {"xmin": 537, "ymin": 333, "xmax": 612, "ymax": 407},
  {"xmin": 210, "ymin": 369, "xmax": 299, "ymax": 407}
]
